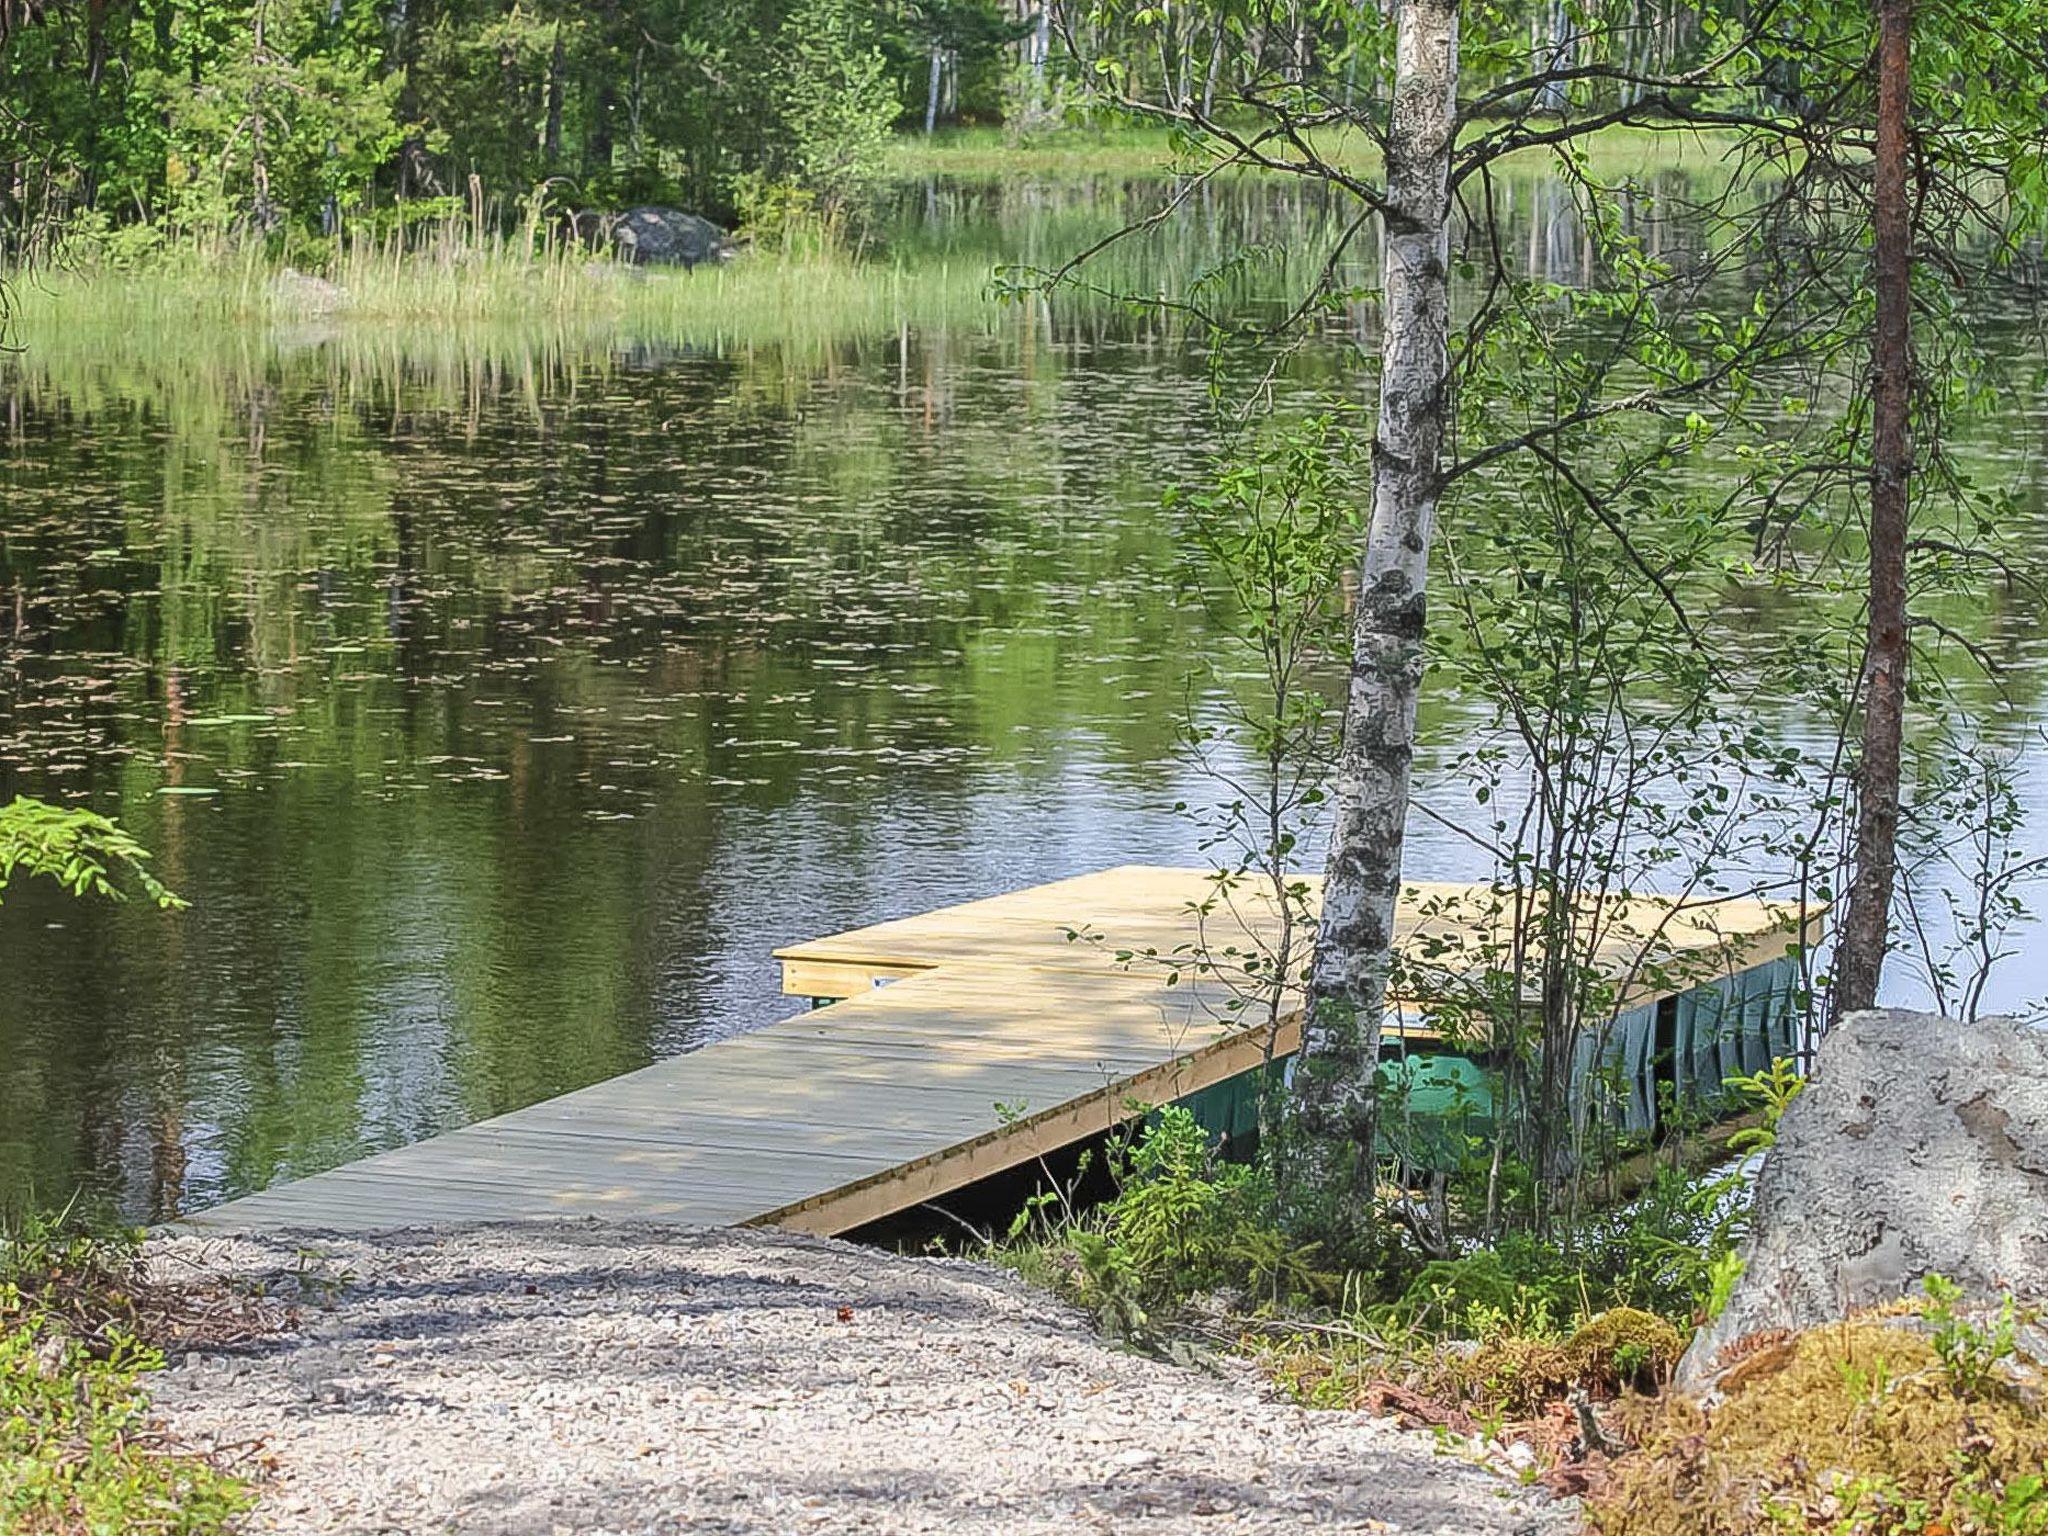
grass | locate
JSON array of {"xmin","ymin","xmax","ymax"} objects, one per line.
[
  {"xmin": 887, "ymin": 122, "xmax": 1205, "ymax": 177},
  {"xmin": 0, "ymin": 119, "xmax": 1744, "ymax": 352},
  {"xmin": 4, "ymin": 237, "xmax": 1009, "ymax": 347},
  {"xmin": 0, "ymin": 1212, "xmax": 254, "ymax": 1536},
  {"xmin": 889, "ymin": 120, "xmax": 1749, "ymax": 181}
]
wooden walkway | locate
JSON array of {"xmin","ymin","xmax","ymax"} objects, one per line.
[{"xmin": 182, "ymin": 865, "xmax": 1807, "ymax": 1236}]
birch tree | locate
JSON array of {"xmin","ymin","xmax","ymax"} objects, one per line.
[
  {"xmin": 1043, "ymin": 0, "xmax": 2048, "ymax": 1255},
  {"xmin": 1286, "ymin": 0, "xmax": 1457, "ymax": 1250}
]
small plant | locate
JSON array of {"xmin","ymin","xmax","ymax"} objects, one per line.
[
  {"xmin": 1724, "ymin": 1058, "xmax": 1807, "ymax": 1154},
  {"xmin": 1019, "ymin": 1107, "xmax": 1325, "ymax": 1339},
  {"xmin": 1923, "ymin": 1273, "xmax": 2022, "ymax": 1399},
  {"xmin": 1702, "ymin": 1248, "xmax": 1746, "ymax": 1323},
  {"xmin": 2, "ymin": 1212, "xmax": 250, "ymax": 1535},
  {"xmin": 1965, "ymin": 1471, "xmax": 2048, "ymax": 1535},
  {"xmin": 1567, "ymin": 1307, "xmax": 1685, "ymax": 1393}
]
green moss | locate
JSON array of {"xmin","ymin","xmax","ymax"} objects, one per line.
[
  {"xmin": 1567, "ymin": 1307, "xmax": 1685, "ymax": 1392},
  {"xmin": 1591, "ymin": 1320, "xmax": 2048, "ymax": 1535}
]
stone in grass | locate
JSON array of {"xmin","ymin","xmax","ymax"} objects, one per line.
[
  {"xmin": 1680, "ymin": 1007, "xmax": 2048, "ymax": 1386},
  {"xmin": 608, "ymin": 207, "xmax": 733, "ymax": 269},
  {"xmin": 269, "ymin": 268, "xmax": 349, "ymax": 314}
]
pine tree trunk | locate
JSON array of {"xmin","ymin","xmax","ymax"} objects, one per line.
[
  {"xmin": 1834, "ymin": 0, "xmax": 1913, "ymax": 1019},
  {"xmin": 544, "ymin": 23, "xmax": 566, "ymax": 167},
  {"xmin": 1282, "ymin": 0, "xmax": 1458, "ymax": 1252}
]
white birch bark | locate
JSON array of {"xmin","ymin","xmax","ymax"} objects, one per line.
[{"xmin": 1284, "ymin": 0, "xmax": 1458, "ymax": 1246}]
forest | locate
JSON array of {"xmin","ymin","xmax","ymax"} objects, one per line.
[{"xmin": 0, "ymin": 0, "xmax": 1729, "ymax": 253}]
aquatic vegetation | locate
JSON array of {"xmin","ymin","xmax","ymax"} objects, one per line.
[{"xmin": 6, "ymin": 237, "xmax": 1003, "ymax": 343}]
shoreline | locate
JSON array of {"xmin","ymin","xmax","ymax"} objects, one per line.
[{"xmin": 1, "ymin": 122, "xmax": 1741, "ymax": 340}]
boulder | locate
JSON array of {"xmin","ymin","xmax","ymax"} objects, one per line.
[
  {"xmin": 268, "ymin": 267, "xmax": 349, "ymax": 314},
  {"xmin": 1680, "ymin": 1008, "xmax": 2048, "ymax": 1385},
  {"xmin": 609, "ymin": 206, "xmax": 732, "ymax": 269}
]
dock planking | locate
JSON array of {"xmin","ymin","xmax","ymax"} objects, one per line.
[{"xmin": 182, "ymin": 865, "xmax": 1813, "ymax": 1236}]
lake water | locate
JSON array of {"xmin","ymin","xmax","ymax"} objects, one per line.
[{"xmin": 4, "ymin": 168, "xmax": 2045, "ymax": 1221}]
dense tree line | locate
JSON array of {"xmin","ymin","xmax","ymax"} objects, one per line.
[
  {"xmin": 0, "ymin": 0, "xmax": 1040, "ymax": 252},
  {"xmin": 0, "ymin": 0, "xmax": 1731, "ymax": 255}
]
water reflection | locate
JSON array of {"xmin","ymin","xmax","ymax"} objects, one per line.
[{"xmin": 2, "ymin": 169, "xmax": 2043, "ymax": 1220}]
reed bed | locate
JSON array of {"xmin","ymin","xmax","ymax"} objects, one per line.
[{"xmin": 5, "ymin": 234, "xmax": 1004, "ymax": 350}]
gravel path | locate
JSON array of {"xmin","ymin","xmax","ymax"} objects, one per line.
[{"xmin": 148, "ymin": 1223, "xmax": 1570, "ymax": 1535}]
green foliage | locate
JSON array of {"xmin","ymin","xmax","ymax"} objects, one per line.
[
  {"xmin": 761, "ymin": 0, "xmax": 899, "ymax": 223},
  {"xmin": 1378, "ymin": 1251, "xmax": 1524, "ymax": 1335},
  {"xmin": 1021, "ymin": 1107, "xmax": 1325, "ymax": 1339},
  {"xmin": 1923, "ymin": 1274, "xmax": 2025, "ymax": 1401},
  {"xmin": 1725, "ymin": 1058, "xmax": 1807, "ymax": 1155},
  {"xmin": 0, "ymin": 0, "xmax": 1001, "ymax": 252},
  {"xmin": 885, "ymin": 0, "xmax": 1034, "ymax": 129},
  {"xmin": 1701, "ymin": 1248, "xmax": 1745, "ymax": 1324},
  {"xmin": 0, "ymin": 797, "xmax": 185, "ymax": 911},
  {"xmin": 1363, "ymin": 1168, "xmax": 1750, "ymax": 1343},
  {"xmin": 1061, "ymin": 0, "xmax": 2048, "ymax": 1256},
  {"xmin": 0, "ymin": 1214, "xmax": 248, "ymax": 1536}
]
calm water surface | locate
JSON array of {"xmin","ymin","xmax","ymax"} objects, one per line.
[{"xmin": 4, "ymin": 173, "xmax": 2044, "ymax": 1219}]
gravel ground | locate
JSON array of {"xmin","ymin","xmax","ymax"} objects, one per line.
[{"xmin": 147, "ymin": 1223, "xmax": 1572, "ymax": 1536}]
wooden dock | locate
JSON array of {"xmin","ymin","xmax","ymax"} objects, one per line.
[{"xmin": 182, "ymin": 865, "xmax": 1809, "ymax": 1236}]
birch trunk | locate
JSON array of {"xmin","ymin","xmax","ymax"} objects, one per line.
[
  {"xmin": 1834, "ymin": 0, "xmax": 1913, "ymax": 1019},
  {"xmin": 1283, "ymin": 0, "xmax": 1458, "ymax": 1250}
]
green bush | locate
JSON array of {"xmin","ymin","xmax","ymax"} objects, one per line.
[
  {"xmin": 1040, "ymin": 1107, "xmax": 1324, "ymax": 1336},
  {"xmin": 1, "ymin": 1215, "xmax": 248, "ymax": 1535},
  {"xmin": 1378, "ymin": 1251, "xmax": 1524, "ymax": 1335}
]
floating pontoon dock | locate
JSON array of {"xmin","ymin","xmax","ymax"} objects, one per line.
[{"xmin": 182, "ymin": 866, "xmax": 1815, "ymax": 1235}]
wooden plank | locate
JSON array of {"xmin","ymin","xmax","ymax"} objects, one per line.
[
  {"xmin": 776, "ymin": 866, "xmax": 1817, "ymax": 1010},
  {"xmin": 185, "ymin": 865, "xmax": 1819, "ymax": 1240},
  {"xmin": 755, "ymin": 1014, "xmax": 1302, "ymax": 1235}
]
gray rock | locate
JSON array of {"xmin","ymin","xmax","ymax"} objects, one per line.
[
  {"xmin": 268, "ymin": 268, "xmax": 349, "ymax": 314},
  {"xmin": 608, "ymin": 206, "xmax": 732, "ymax": 268},
  {"xmin": 1681, "ymin": 1007, "xmax": 2048, "ymax": 1384}
]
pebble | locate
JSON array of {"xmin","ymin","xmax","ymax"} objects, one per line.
[{"xmin": 146, "ymin": 1224, "xmax": 1574, "ymax": 1535}]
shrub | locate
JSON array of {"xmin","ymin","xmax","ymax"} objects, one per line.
[
  {"xmin": 1379, "ymin": 1251, "xmax": 1524, "ymax": 1335},
  {"xmin": 1033, "ymin": 1107, "xmax": 1325, "ymax": 1337},
  {"xmin": 1, "ymin": 1216, "xmax": 249, "ymax": 1535}
]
